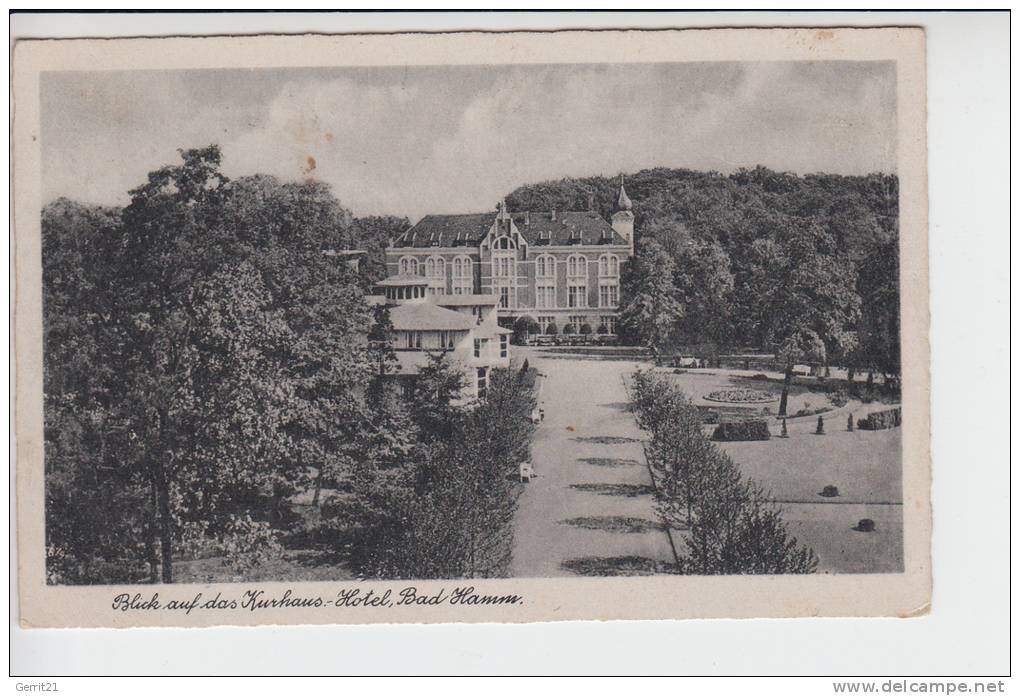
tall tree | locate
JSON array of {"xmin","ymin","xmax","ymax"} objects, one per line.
[
  {"xmin": 335, "ymin": 366, "xmax": 534, "ymax": 580},
  {"xmin": 349, "ymin": 215, "xmax": 412, "ymax": 286},
  {"xmin": 852, "ymin": 235, "xmax": 901, "ymax": 380},
  {"xmin": 47, "ymin": 146, "xmax": 373, "ymax": 583},
  {"xmin": 618, "ymin": 239, "xmax": 683, "ymax": 354},
  {"xmin": 673, "ymin": 239, "xmax": 735, "ymax": 358}
]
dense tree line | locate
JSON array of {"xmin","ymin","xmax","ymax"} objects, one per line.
[
  {"xmin": 323, "ymin": 355, "xmax": 535, "ymax": 579},
  {"xmin": 43, "ymin": 146, "xmax": 530, "ymax": 584},
  {"xmin": 506, "ymin": 167, "xmax": 900, "ymax": 388},
  {"xmin": 629, "ymin": 369, "xmax": 817, "ymax": 574}
]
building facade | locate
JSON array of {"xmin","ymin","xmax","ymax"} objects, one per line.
[
  {"xmin": 384, "ymin": 185, "xmax": 635, "ymax": 335},
  {"xmin": 370, "ymin": 274, "xmax": 511, "ymax": 401}
]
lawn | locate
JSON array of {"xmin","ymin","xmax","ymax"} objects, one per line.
[
  {"xmin": 662, "ymin": 368, "xmax": 904, "ymax": 574},
  {"xmin": 175, "ymin": 549, "xmax": 353, "ymax": 584}
]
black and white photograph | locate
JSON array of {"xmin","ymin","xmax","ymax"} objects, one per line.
[{"xmin": 13, "ymin": 27, "xmax": 932, "ymax": 628}]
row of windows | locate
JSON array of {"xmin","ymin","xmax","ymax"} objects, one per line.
[
  {"xmin": 545, "ymin": 254, "xmax": 620, "ymax": 278},
  {"xmin": 386, "ymin": 281, "xmax": 618, "ymax": 309},
  {"xmin": 518, "ymin": 283, "xmax": 622, "ymax": 309},
  {"xmin": 399, "ymin": 254, "xmax": 621, "ymax": 280},
  {"xmin": 536, "ymin": 315, "xmax": 619, "ymax": 333},
  {"xmin": 402, "ymin": 330, "xmax": 458, "ymax": 350}
]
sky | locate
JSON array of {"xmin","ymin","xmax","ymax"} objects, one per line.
[{"xmin": 41, "ymin": 61, "xmax": 896, "ymax": 221}]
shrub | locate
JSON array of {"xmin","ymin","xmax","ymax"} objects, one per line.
[
  {"xmin": 828, "ymin": 388, "xmax": 850, "ymax": 408},
  {"xmin": 513, "ymin": 315, "xmax": 540, "ymax": 342},
  {"xmin": 579, "ymin": 323, "xmax": 593, "ymax": 335},
  {"xmin": 219, "ymin": 515, "xmax": 283, "ymax": 573},
  {"xmin": 545, "ymin": 323, "xmax": 558, "ymax": 336},
  {"xmin": 793, "ymin": 406, "xmax": 831, "ymax": 418},
  {"xmin": 562, "ymin": 323, "xmax": 576, "ymax": 335},
  {"xmin": 697, "ymin": 408, "xmax": 721, "ymax": 425},
  {"xmin": 711, "ymin": 420, "xmax": 771, "ymax": 441},
  {"xmin": 857, "ymin": 408, "xmax": 901, "ymax": 430},
  {"xmin": 596, "ymin": 324, "xmax": 609, "ymax": 335}
]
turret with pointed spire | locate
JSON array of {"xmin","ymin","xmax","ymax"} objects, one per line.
[
  {"xmin": 611, "ymin": 175, "xmax": 635, "ymax": 256},
  {"xmin": 617, "ymin": 179, "xmax": 633, "ymax": 212}
]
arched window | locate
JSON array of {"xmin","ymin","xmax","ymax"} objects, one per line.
[
  {"xmin": 598, "ymin": 255, "xmax": 620, "ymax": 308},
  {"xmin": 400, "ymin": 256, "xmax": 420, "ymax": 277},
  {"xmin": 536, "ymin": 255, "xmax": 555, "ymax": 279},
  {"xmin": 426, "ymin": 256, "xmax": 446, "ymax": 295},
  {"xmin": 568, "ymin": 255, "xmax": 587, "ymax": 280},
  {"xmin": 567, "ymin": 254, "xmax": 587, "ymax": 308},
  {"xmin": 535, "ymin": 255, "xmax": 557, "ymax": 309},
  {"xmin": 452, "ymin": 255, "xmax": 473, "ymax": 295}
]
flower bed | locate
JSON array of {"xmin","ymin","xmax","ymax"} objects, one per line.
[{"xmin": 704, "ymin": 388, "xmax": 779, "ymax": 404}]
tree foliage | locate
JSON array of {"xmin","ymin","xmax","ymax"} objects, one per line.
[
  {"xmin": 332, "ymin": 359, "xmax": 536, "ymax": 579},
  {"xmin": 617, "ymin": 239, "xmax": 682, "ymax": 351},
  {"xmin": 348, "ymin": 215, "xmax": 411, "ymax": 286},
  {"xmin": 43, "ymin": 146, "xmax": 374, "ymax": 583},
  {"xmin": 507, "ymin": 166, "xmax": 898, "ymax": 375}
]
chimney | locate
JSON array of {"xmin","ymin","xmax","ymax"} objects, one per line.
[
  {"xmin": 587, "ymin": 192, "xmax": 594, "ymax": 211},
  {"xmin": 551, "ymin": 209, "xmax": 557, "ymax": 221},
  {"xmin": 524, "ymin": 211, "xmax": 530, "ymax": 226}
]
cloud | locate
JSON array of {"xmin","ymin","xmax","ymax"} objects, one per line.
[{"xmin": 41, "ymin": 62, "xmax": 896, "ymax": 220}]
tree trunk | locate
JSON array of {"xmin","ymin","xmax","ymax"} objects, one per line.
[
  {"xmin": 778, "ymin": 362, "xmax": 794, "ymax": 417},
  {"xmin": 847, "ymin": 365, "xmax": 856, "ymax": 384},
  {"xmin": 146, "ymin": 479, "xmax": 160, "ymax": 583},
  {"xmin": 153, "ymin": 467, "xmax": 174, "ymax": 584},
  {"xmin": 312, "ymin": 468, "xmax": 323, "ymax": 507}
]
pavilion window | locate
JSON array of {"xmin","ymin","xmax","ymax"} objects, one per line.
[{"xmin": 476, "ymin": 368, "xmax": 488, "ymax": 399}]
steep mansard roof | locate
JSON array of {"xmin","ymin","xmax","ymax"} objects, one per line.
[
  {"xmin": 392, "ymin": 210, "xmax": 627, "ymax": 248},
  {"xmin": 392, "ymin": 213, "xmax": 494, "ymax": 248}
]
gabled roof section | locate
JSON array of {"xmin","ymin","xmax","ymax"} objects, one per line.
[
  {"xmin": 393, "ymin": 214, "xmax": 495, "ymax": 248},
  {"xmin": 388, "ymin": 302, "xmax": 476, "ymax": 331}
]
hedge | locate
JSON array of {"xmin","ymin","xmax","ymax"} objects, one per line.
[
  {"xmin": 711, "ymin": 420, "xmax": 771, "ymax": 441},
  {"xmin": 857, "ymin": 408, "xmax": 902, "ymax": 431},
  {"xmin": 696, "ymin": 407, "xmax": 721, "ymax": 425}
]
